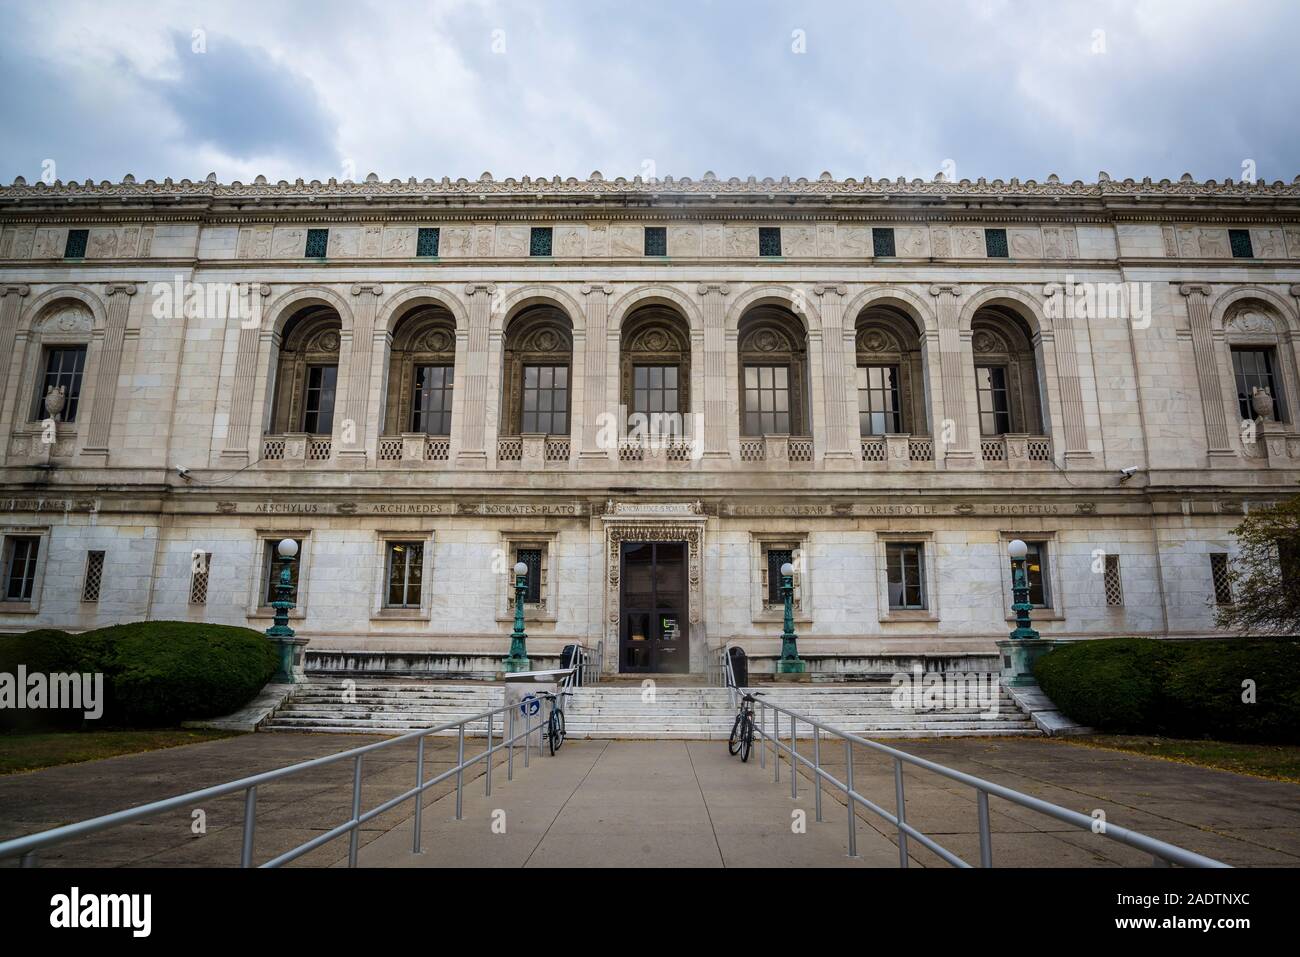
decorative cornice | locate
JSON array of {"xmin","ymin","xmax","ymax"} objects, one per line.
[{"xmin": 3, "ymin": 170, "xmax": 1298, "ymax": 206}]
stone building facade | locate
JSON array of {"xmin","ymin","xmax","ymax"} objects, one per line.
[{"xmin": 0, "ymin": 171, "xmax": 1297, "ymax": 676}]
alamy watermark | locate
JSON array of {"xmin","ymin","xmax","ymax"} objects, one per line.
[
  {"xmin": 0, "ymin": 666, "xmax": 103, "ymax": 719},
  {"xmin": 890, "ymin": 666, "xmax": 1000, "ymax": 718}
]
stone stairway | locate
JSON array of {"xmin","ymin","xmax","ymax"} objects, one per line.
[{"xmin": 263, "ymin": 677, "xmax": 1039, "ymax": 737}]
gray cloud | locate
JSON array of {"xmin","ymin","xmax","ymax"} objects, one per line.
[{"xmin": 0, "ymin": 0, "xmax": 1295, "ymax": 185}]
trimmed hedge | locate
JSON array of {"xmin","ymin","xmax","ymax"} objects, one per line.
[
  {"xmin": 0, "ymin": 621, "xmax": 277, "ymax": 730},
  {"xmin": 1034, "ymin": 637, "xmax": 1300, "ymax": 743}
]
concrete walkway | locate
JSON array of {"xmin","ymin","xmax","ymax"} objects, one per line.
[{"xmin": 358, "ymin": 739, "xmax": 891, "ymax": 867}]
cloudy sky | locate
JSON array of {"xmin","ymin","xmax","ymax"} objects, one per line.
[{"xmin": 1, "ymin": 0, "xmax": 1296, "ymax": 186}]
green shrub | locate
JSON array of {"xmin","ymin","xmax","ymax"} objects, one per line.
[
  {"xmin": 0, "ymin": 630, "xmax": 112, "ymax": 732},
  {"xmin": 1034, "ymin": 637, "xmax": 1300, "ymax": 743},
  {"xmin": 87, "ymin": 621, "xmax": 277, "ymax": 727},
  {"xmin": 0, "ymin": 622, "xmax": 276, "ymax": 730}
]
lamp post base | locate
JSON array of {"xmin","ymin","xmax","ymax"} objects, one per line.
[
  {"xmin": 776, "ymin": 657, "xmax": 807, "ymax": 675},
  {"xmin": 996, "ymin": 638, "xmax": 1055, "ymax": 687},
  {"xmin": 270, "ymin": 636, "xmax": 308, "ymax": 684},
  {"xmin": 502, "ymin": 655, "xmax": 532, "ymax": 674}
]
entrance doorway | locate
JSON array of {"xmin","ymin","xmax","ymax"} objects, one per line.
[{"xmin": 619, "ymin": 541, "xmax": 688, "ymax": 673}]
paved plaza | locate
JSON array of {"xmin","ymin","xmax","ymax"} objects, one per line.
[{"xmin": 1, "ymin": 733, "xmax": 1297, "ymax": 868}]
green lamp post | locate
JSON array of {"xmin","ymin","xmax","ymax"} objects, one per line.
[
  {"xmin": 776, "ymin": 561, "xmax": 806, "ymax": 674},
  {"xmin": 265, "ymin": 538, "xmax": 302, "ymax": 683},
  {"xmin": 502, "ymin": 561, "xmax": 532, "ymax": 673},
  {"xmin": 1007, "ymin": 539, "xmax": 1040, "ymax": 640}
]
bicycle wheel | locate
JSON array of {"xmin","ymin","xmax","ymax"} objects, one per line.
[
  {"xmin": 554, "ymin": 709, "xmax": 566, "ymax": 751},
  {"xmin": 548, "ymin": 709, "xmax": 563, "ymax": 755},
  {"xmin": 728, "ymin": 711, "xmax": 745, "ymax": 755},
  {"xmin": 739, "ymin": 713, "xmax": 754, "ymax": 763}
]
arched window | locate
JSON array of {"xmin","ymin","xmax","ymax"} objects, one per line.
[
  {"xmin": 970, "ymin": 307, "xmax": 1043, "ymax": 436},
  {"xmin": 23, "ymin": 301, "xmax": 94, "ymax": 425},
  {"xmin": 855, "ymin": 306, "xmax": 927, "ymax": 435},
  {"xmin": 1222, "ymin": 300, "xmax": 1295, "ymax": 426},
  {"xmin": 384, "ymin": 306, "xmax": 456, "ymax": 435},
  {"xmin": 270, "ymin": 305, "xmax": 342, "ymax": 435},
  {"xmin": 501, "ymin": 305, "xmax": 573, "ymax": 436},
  {"xmin": 620, "ymin": 305, "xmax": 691, "ymax": 428},
  {"xmin": 737, "ymin": 305, "xmax": 809, "ymax": 436}
]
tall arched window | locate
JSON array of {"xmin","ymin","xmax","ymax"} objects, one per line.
[
  {"xmin": 1222, "ymin": 299, "xmax": 1296, "ymax": 427},
  {"xmin": 501, "ymin": 305, "xmax": 573, "ymax": 436},
  {"xmin": 855, "ymin": 306, "xmax": 927, "ymax": 435},
  {"xmin": 270, "ymin": 305, "xmax": 342, "ymax": 435},
  {"xmin": 970, "ymin": 307, "xmax": 1043, "ymax": 436},
  {"xmin": 384, "ymin": 306, "xmax": 456, "ymax": 435},
  {"xmin": 23, "ymin": 301, "xmax": 94, "ymax": 425},
  {"xmin": 738, "ymin": 305, "xmax": 809, "ymax": 436},
  {"xmin": 620, "ymin": 305, "xmax": 691, "ymax": 427}
]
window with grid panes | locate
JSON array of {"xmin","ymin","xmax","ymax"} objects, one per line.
[
  {"xmin": 520, "ymin": 365, "xmax": 568, "ymax": 434},
  {"xmin": 416, "ymin": 227, "xmax": 440, "ymax": 257},
  {"xmin": 386, "ymin": 542, "xmax": 424, "ymax": 608},
  {"xmin": 35, "ymin": 346, "xmax": 87, "ymax": 422},
  {"xmin": 644, "ymin": 227, "xmax": 667, "ymax": 256},
  {"xmin": 872, "ymin": 228, "xmax": 896, "ymax": 257},
  {"xmin": 3, "ymin": 537, "xmax": 39, "ymax": 602},
  {"xmin": 81, "ymin": 550, "xmax": 104, "ymax": 603},
  {"xmin": 886, "ymin": 543, "xmax": 926, "ymax": 609},
  {"xmin": 516, "ymin": 547, "xmax": 542, "ymax": 604},
  {"xmin": 976, "ymin": 366, "xmax": 1012, "ymax": 434},
  {"xmin": 857, "ymin": 365, "xmax": 901, "ymax": 434},
  {"xmin": 64, "ymin": 229, "xmax": 88, "ymax": 258},
  {"xmin": 411, "ymin": 365, "xmax": 453, "ymax": 434},
  {"xmin": 743, "ymin": 365, "xmax": 791, "ymax": 435},
  {"xmin": 985, "ymin": 228, "xmax": 1009, "ymax": 257},
  {"xmin": 766, "ymin": 548, "xmax": 794, "ymax": 605},
  {"xmin": 1232, "ymin": 347, "xmax": 1286, "ymax": 422}
]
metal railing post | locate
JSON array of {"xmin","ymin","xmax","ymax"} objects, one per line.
[
  {"xmin": 759, "ymin": 702, "xmax": 766, "ymax": 770},
  {"xmin": 508, "ymin": 705, "xmax": 516, "ymax": 781},
  {"xmin": 977, "ymin": 789, "xmax": 993, "ymax": 868},
  {"xmin": 240, "ymin": 785, "xmax": 257, "ymax": 868},
  {"xmin": 790, "ymin": 713, "xmax": 798, "ymax": 800},
  {"xmin": 485, "ymin": 711, "xmax": 494, "ymax": 797},
  {"xmin": 813, "ymin": 728, "xmax": 823, "ymax": 823},
  {"xmin": 455, "ymin": 723, "xmax": 466, "ymax": 821},
  {"xmin": 18, "ymin": 851, "xmax": 37, "ymax": 868},
  {"xmin": 894, "ymin": 757, "xmax": 909, "ymax": 867},
  {"xmin": 412, "ymin": 736, "xmax": 426, "ymax": 854},
  {"xmin": 845, "ymin": 738, "xmax": 858, "ymax": 858},
  {"xmin": 348, "ymin": 754, "xmax": 363, "ymax": 867},
  {"xmin": 773, "ymin": 706, "xmax": 780, "ymax": 784},
  {"xmin": 523, "ymin": 708, "xmax": 531, "ymax": 768}
]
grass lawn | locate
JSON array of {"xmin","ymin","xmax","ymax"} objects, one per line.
[
  {"xmin": 0, "ymin": 729, "xmax": 242, "ymax": 775},
  {"xmin": 1063, "ymin": 734, "xmax": 1300, "ymax": 783}
]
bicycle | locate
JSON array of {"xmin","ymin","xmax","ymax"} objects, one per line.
[
  {"xmin": 728, "ymin": 691, "xmax": 764, "ymax": 762},
  {"xmin": 535, "ymin": 689, "xmax": 573, "ymax": 756}
]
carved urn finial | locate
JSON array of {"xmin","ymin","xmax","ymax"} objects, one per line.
[
  {"xmin": 43, "ymin": 384, "xmax": 66, "ymax": 421},
  {"xmin": 1251, "ymin": 386, "xmax": 1275, "ymax": 423}
]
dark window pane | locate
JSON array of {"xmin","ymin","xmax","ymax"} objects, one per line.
[
  {"xmin": 264, "ymin": 539, "xmax": 302, "ymax": 604},
  {"xmin": 529, "ymin": 227, "xmax": 553, "ymax": 256},
  {"xmin": 758, "ymin": 227, "xmax": 781, "ymax": 257},
  {"xmin": 985, "ymin": 228, "xmax": 1009, "ymax": 258},
  {"xmin": 1233, "ymin": 347, "xmax": 1286, "ymax": 422},
  {"xmin": 872, "ymin": 228, "xmax": 896, "ymax": 257},
  {"xmin": 516, "ymin": 548, "xmax": 542, "ymax": 603},
  {"xmin": 976, "ymin": 365, "xmax": 1011, "ymax": 435},
  {"xmin": 64, "ymin": 229, "xmax": 88, "ymax": 259},
  {"xmin": 416, "ymin": 227, "xmax": 440, "ymax": 257},
  {"xmin": 1229, "ymin": 229, "xmax": 1254, "ymax": 258},
  {"xmin": 644, "ymin": 227, "xmax": 667, "ymax": 256},
  {"xmin": 37, "ymin": 346, "xmax": 87, "ymax": 422},
  {"xmin": 4, "ymin": 537, "xmax": 39, "ymax": 601},
  {"xmin": 767, "ymin": 548, "xmax": 793, "ymax": 604},
  {"xmin": 886, "ymin": 543, "xmax": 925, "ymax": 609},
  {"xmin": 857, "ymin": 364, "xmax": 901, "ymax": 434},
  {"xmin": 521, "ymin": 364, "xmax": 568, "ymax": 434},
  {"xmin": 305, "ymin": 229, "xmax": 329, "ymax": 258},
  {"xmin": 387, "ymin": 542, "xmax": 424, "ymax": 607},
  {"xmin": 412, "ymin": 365, "xmax": 454, "ymax": 434},
  {"xmin": 303, "ymin": 365, "xmax": 337, "ymax": 434}
]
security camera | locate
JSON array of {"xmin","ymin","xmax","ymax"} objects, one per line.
[
  {"xmin": 175, "ymin": 465, "xmax": 193, "ymax": 481},
  {"xmin": 1118, "ymin": 466, "xmax": 1139, "ymax": 483}
]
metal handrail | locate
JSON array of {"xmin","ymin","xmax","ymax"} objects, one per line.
[
  {"xmin": 743, "ymin": 694, "xmax": 1229, "ymax": 869},
  {"xmin": 559, "ymin": 641, "xmax": 602, "ymax": 691},
  {"xmin": 0, "ymin": 669, "xmax": 580, "ymax": 869}
]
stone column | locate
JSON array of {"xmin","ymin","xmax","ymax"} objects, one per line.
[
  {"xmin": 1042, "ymin": 284, "xmax": 1093, "ymax": 464},
  {"xmin": 697, "ymin": 283, "xmax": 731, "ymax": 459},
  {"xmin": 0, "ymin": 285, "xmax": 30, "ymax": 435},
  {"xmin": 337, "ymin": 283, "xmax": 382, "ymax": 465},
  {"xmin": 929, "ymin": 284, "xmax": 975, "ymax": 468},
  {"xmin": 814, "ymin": 283, "xmax": 856, "ymax": 467},
  {"xmin": 457, "ymin": 283, "xmax": 496, "ymax": 467},
  {"xmin": 580, "ymin": 284, "xmax": 613, "ymax": 461},
  {"xmin": 1180, "ymin": 283, "xmax": 1235, "ymax": 462},
  {"xmin": 220, "ymin": 283, "xmax": 270, "ymax": 462},
  {"xmin": 83, "ymin": 282, "xmax": 136, "ymax": 459}
]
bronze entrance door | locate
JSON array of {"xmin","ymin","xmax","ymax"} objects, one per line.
[{"xmin": 619, "ymin": 541, "xmax": 688, "ymax": 673}]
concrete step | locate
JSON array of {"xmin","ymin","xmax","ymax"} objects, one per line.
[{"xmin": 262, "ymin": 678, "xmax": 1040, "ymax": 738}]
